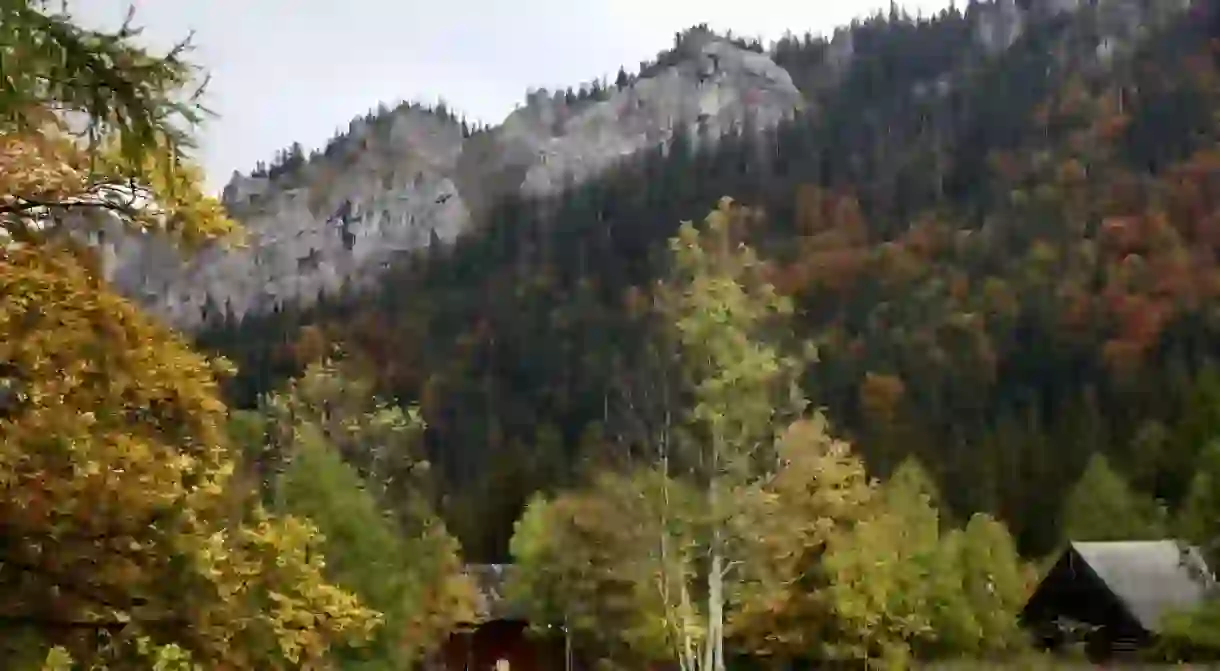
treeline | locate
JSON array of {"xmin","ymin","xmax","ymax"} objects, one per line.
[
  {"xmin": 238, "ymin": 12, "xmax": 881, "ymax": 188},
  {"xmin": 244, "ymin": 98, "xmax": 487, "ymax": 184}
]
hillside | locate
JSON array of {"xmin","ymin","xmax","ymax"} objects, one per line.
[
  {"xmin": 183, "ymin": 0, "xmax": 1213, "ymax": 561},
  {"xmin": 102, "ymin": 28, "xmax": 803, "ymax": 329}
]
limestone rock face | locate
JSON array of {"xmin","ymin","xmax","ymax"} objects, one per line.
[
  {"xmin": 973, "ymin": 0, "xmax": 1189, "ymax": 56},
  {"xmin": 110, "ymin": 105, "xmax": 469, "ymax": 327},
  {"xmin": 504, "ymin": 37, "xmax": 803, "ymax": 197},
  {"xmin": 109, "ymin": 36, "xmax": 804, "ymax": 330}
]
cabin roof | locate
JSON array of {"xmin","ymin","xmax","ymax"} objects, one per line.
[{"xmin": 1066, "ymin": 540, "xmax": 1212, "ymax": 632}]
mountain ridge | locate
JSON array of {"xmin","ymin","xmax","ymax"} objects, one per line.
[
  {"xmin": 105, "ymin": 29, "xmax": 806, "ymax": 329},
  {"xmin": 102, "ymin": 0, "xmax": 1187, "ymax": 333}
]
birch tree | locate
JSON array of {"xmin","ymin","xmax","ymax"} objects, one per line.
[{"xmin": 651, "ymin": 197, "xmax": 813, "ymax": 671}]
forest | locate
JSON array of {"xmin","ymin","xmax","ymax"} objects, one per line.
[
  {"xmin": 204, "ymin": 0, "xmax": 1220, "ymax": 562},
  {"xmin": 7, "ymin": 0, "xmax": 1220, "ymax": 668}
]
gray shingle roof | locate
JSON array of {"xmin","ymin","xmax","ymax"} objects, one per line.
[{"xmin": 1071, "ymin": 540, "xmax": 1213, "ymax": 632}]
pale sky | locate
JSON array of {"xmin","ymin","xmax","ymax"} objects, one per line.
[{"xmin": 75, "ymin": 0, "xmax": 954, "ymax": 191}]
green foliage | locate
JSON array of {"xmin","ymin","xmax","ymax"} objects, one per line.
[
  {"xmin": 1178, "ymin": 440, "xmax": 1220, "ymax": 558},
  {"xmin": 658, "ymin": 199, "xmax": 823, "ymax": 671},
  {"xmin": 661, "ymin": 197, "xmax": 812, "ymax": 474},
  {"xmin": 37, "ymin": 638, "xmax": 201, "ymax": 671},
  {"xmin": 806, "ymin": 457, "xmax": 1027, "ymax": 667},
  {"xmin": 1157, "ymin": 596, "xmax": 1220, "ymax": 662},
  {"xmin": 254, "ymin": 360, "xmax": 480, "ymax": 668},
  {"xmin": 170, "ymin": 7, "xmax": 1220, "ymax": 667},
  {"xmin": 1061, "ymin": 453, "xmax": 1167, "ymax": 542},
  {"xmin": 259, "ymin": 357, "xmax": 433, "ymax": 525},
  {"xmin": 819, "ymin": 486, "xmax": 939, "ymax": 667},
  {"xmin": 0, "ymin": 0, "xmax": 202, "ymax": 163},
  {"xmin": 277, "ymin": 426, "xmax": 419, "ymax": 668},
  {"xmin": 506, "ymin": 469, "xmax": 700, "ymax": 664},
  {"xmin": 883, "ymin": 457, "xmax": 945, "ymax": 513},
  {"xmin": 1162, "ymin": 438, "xmax": 1220, "ymax": 663},
  {"xmin": 952, "ymin": 514, "xmax": 1029, "ymax": 655}
]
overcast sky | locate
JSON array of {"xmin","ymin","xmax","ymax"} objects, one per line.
[{"xmin": 75, "ymin": 0, "xmax": 954, "ymax": 191}]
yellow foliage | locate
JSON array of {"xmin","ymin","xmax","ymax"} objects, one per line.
[
  {"xmin": 0, "ymin": 243, "xmax": 379, "ymax": 667},
  {"xmin": 0, "ymin": 1, "xmax": 240, "ymax": 250},
  {"xmin": 730, "ymin": 416, "xmax": 876, "ymax": 657},
  {"xmin": 0, "ymin": 127, "xmax": 240, "ymax": 249},
  {"xmin": 0, "ymin": 4, "xmax": 377, "ymax": 666}
]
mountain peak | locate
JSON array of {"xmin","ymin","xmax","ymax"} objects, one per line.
[{"xmin": 108, "ymin": 34, "xmax": 801, "ymax": 329}]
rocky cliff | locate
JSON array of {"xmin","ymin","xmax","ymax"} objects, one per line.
[
  {"xmin": 107, "ymin": 33, "xmax": 804, "ymax": 329},
  {"xmin": 105, "ymin": 0, "xmax": 1190, "ymax": 330}
]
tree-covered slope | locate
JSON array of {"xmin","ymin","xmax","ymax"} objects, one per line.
[{"xmin": 197, "ymin": 0, "xmax": 1219, "ymax": 560}]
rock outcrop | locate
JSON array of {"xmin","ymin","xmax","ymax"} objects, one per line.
[
  {"xmin": 108, "ymin": 34, "xmax": 804, "ymax": 330},
  {"xmin": 973, "ymin": 0, "xmax": 1191, "ymax": 56}
]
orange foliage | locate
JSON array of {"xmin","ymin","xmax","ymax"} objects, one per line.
[
  {"xmin": 1101, "ymin": 338, "xmax": 1147, "ymax": 378},
  {"xmin": 859, "ymin": 372, "xmax": 906, "ymax": 424},
  {"xmin": 898, "ymin": 217, "xmax": 951, "ymax": 259},
  {"xmin": 1056, "ymin": 158, "xmax": 1088, "ymax": 186},
  {"xmin": 989, "ymin": 151, "xmax": 1027, "ymax": 183},
  {"xmin": 1056, "ymin": 286, "xmax": 1093, "ymax": 333},
  {"xmin": 623, "ymin": 285, "xmax": 651, "ymax": 318},
  {"xmin": 1149, "ymin": 252, "xmax": 1196, "ymax": 304},
  {"xmin": 1100, "ymin": 216, "xmax": 1145, "ymax": 256},
  {"xmin": 949, "ymin": 272, "xmax": 970, "ymax": 301},
  {"xmin": 768, "ymin": 261, "xmax": 810, "ymax": 297},
  {"xmin": 780, "ymin": 186, "xmax": 871, "ymax": 297},
  {"xmin": 803, "ymin": 250, "xmax": 869, "ymax": 293},
  {"xmin": 1110, "ymin": 293, "xmax": 1167, "ymax": 349},
  {"xmin": 794, "ymin": 184, "xmax": 867, "ymax": 242},
  {"xmin": 290, "ymin": 324, "xmax": 332, "ymax": 366},
  {"xmin": 1095, "ymin": 112, "xmax": 1131, "ymax": 143}
]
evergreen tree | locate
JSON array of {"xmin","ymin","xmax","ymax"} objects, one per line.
[{"xmin": 1061, "ymin": 454, "xmax": 1168, "ymax": 542}]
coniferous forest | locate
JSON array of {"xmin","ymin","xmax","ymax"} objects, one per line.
[{"xmin": 15, "ymin": 0, "xmax": 1220, "ymax": 668}]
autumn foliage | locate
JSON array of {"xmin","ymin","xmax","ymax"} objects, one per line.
[{"xmin": 0, "ymin": 2, "xmax": 383, "ymax": 667}]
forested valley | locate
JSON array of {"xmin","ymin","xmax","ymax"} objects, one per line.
[{"xmin": 10, "ymin": 0, "xmax": 1220, "ymax": 668}]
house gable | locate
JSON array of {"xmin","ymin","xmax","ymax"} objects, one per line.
[
  {"xmin": 1020, "ymin": 539, "xmax": 1214, "ymax": 656},
  {"xmin": 1022, "ymin": 545, "xmax": 1146, "ymax": 642}
]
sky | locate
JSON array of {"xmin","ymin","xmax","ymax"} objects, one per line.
[{"xmin": 75, "ymin": 0, "xmax": 955, "ymax": 192}]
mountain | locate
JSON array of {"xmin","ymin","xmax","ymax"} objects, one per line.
[
  {"xmin": 104, "ymin": 0, "xmax": 1176, "ymax": 330},
  {"xmin": 168, "ymin": 0, "xmax": 1215, "ymax": 560},
  {"xmin": 102, "ymin": 29, "xmax": 803, "ymax": 329}
]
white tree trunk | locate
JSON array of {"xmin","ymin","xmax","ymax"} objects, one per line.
[
  {"xmin": 703, "ymin": 430, "xmax": 726, "ymax": 671},
  {"xmin": 706, "ymin": 549, "xmax": 725, "ymax": 671}
]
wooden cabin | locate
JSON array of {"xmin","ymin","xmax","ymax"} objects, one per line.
[
  {"xmin": 434, "ymin": 564, "xmax": 566, "ymax": 671},
  {"xmin": 1021, "ymin": 540, "xmax": 1213, "ymax": 661}
]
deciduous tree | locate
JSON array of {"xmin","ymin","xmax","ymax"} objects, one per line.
[{"xmin": 0, "ymin": 3, "xmax": 377, "ymax": 666}]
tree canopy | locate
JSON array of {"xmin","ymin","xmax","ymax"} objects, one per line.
[{"xmin": 0, "ymin": 2, "xmax": 379, "ymax": 667}]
